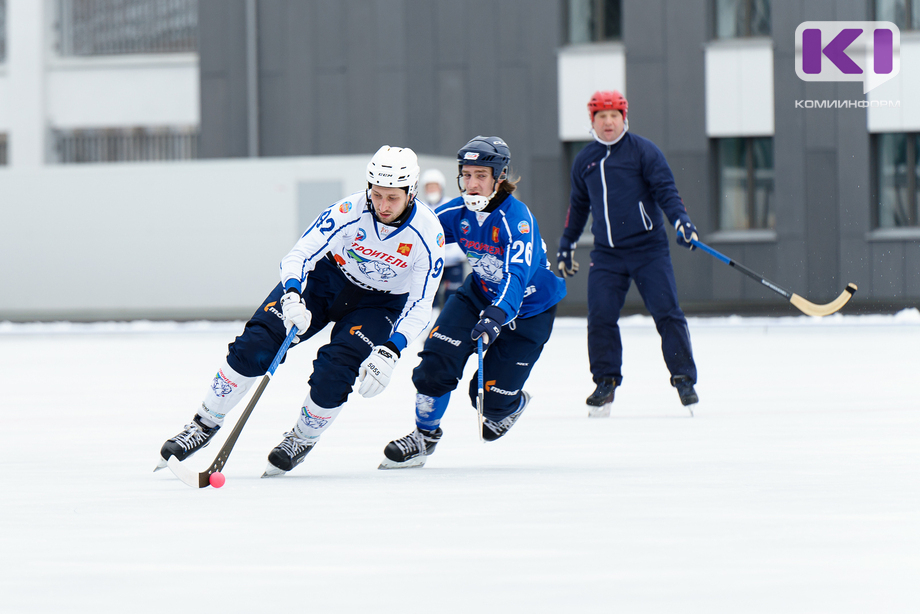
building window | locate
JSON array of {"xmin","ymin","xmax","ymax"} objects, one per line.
[
  {"xmin": 567, "ymin": 0, "xmax": 621, "ymax": 44},
  {"xmin": 56, "ymin": 0, "xmax": 197, "ymax": 56},
  {"xmin": 716, "ymin": 137, "xmax": 775, "ymax": 230},
  {"xmin": 875, "ymin": 132, "xmax": 920, "ymax": 227},
  {"xmin": 0, "ymin": 0, "xmax": 6, "ymax": 63},
  {"xmin": 714, "ymin": 0, "xmax": 770, "ymax": 38},
  {"xmin": 53, "ymin": 127, "xmax": 199, "ymax": 163},
  {"xmin": 875, "ymin": 0, "xmax": 920, "ymax": 30}
]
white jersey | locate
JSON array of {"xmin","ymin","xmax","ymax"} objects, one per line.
[{"xmin": 280, "ymin": 191, "xmax": 445, "ymax": 347}]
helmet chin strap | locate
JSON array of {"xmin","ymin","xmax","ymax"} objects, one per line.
[
  {"xmin": 460, "ymin": 171, "xmax": 505, "ymax": 212},
  {"xmin": 462, "ymin": 187, "xmax": 498, "ymax": 212}
]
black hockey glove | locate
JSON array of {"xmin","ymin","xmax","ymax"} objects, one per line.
[
  {"xmin": 557, "ymin": 239, "xmax": 579, "ymax": 277},
  {"xmin": 471, "ymin": 305, "xmax": 505, "ymax": 350}
]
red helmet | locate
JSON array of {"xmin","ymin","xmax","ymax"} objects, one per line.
[{"xmin": 587, "ymin": 90, "xmax": 628, "ymax": 120}]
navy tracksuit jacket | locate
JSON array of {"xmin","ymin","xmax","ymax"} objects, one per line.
[{"xmin": 562, "ymin": 131, "xmax": 697, "ymax": 386}]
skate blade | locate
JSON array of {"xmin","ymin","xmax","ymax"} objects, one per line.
[
  {"xmin": 587, "ymin": 403, "xmax": 612, "ymax": 418},
  {"xmin": 153, "ymin": 456, "xmax": 168, "ymax": 472},
  {"xmin": 377, "ymin": 456, "xmax": 427, "ymax": 470},
  {"xmin": 261, "ymin": 463, "xmax": 287, "ymax": 478}
]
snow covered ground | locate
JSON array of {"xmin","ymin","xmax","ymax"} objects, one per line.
[{"xmin": 1, "ymin": 311, "xmax": 918, "ymax": 613}]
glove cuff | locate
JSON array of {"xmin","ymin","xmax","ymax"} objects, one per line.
[
  {"xmin": 382, "ymin": 341, "xmax": 401, "ymax": 359},
  {"xmin": 482, "ymin": 305, "xmax": 506, "ymax": 325}
]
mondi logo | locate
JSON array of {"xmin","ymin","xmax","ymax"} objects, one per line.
[{"xmin": 795, "ymin": 21, "xmax": 900, "ymax": 93}]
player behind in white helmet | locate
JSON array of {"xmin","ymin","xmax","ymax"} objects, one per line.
[{"xmin": 420, "ymin": 168, "xmax": 468, "ymax": 308}]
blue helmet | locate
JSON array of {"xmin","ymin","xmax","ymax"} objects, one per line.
[{"xmin": 456, "ymin": 136, "xmax": 511, "ymax": 181}]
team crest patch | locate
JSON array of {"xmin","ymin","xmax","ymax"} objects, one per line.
[
  {"xmin": 492, "ymin": 227, "xmax": 500, "ymax": 243},
  {"xmin": 517, "ymin": 221, "xmax": 530, "ymax": 234},
  {"xmin": 338, "ymin": 201, "xmax": 353, "ymax": 213},
  {"xmin": 436, "ymin": 233, "xmax": 445, "ymax": 247},
  {"xmin": 460, "ymin": 219, "xmax": 471, "ymax": 234},
  {"xmin": 397, "ymin": 243, "xmax": 412, "ymax": 256},
  {"xmin": 356, "ymin": 228, "xmax": 366, "ymax": 241}
]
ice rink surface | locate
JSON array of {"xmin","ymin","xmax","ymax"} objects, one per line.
[{"xmin": 1, "ymin": 311, "xmax": 918, "ymax": 613}]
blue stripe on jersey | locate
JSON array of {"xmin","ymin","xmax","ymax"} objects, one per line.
[{"xmin": 392, "ymin": 223, "xmax": 436, "ymax": 334}]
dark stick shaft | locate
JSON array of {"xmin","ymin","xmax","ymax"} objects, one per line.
[
  {"xmin": 691, "ymin": 239, "xmax": 793, "ymax": 300},
  {"xmin": 197, "ymin": 327, "xmax": 298, "ymax": 485}
]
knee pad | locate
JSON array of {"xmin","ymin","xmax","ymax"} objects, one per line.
[
  {"xmin": 412, "ymin": 350, "xmax": 463, "ymax": 398},
  {"xmin": 227, "ymin": 322, "xmax": 286, "ymax": 377}
]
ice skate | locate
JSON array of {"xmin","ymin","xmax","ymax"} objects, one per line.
[
  {"xmin": 262, "ymin": 430, "xmax": 316, "ymax": 477},
  {"xmin": 671, "ymin": 375, "xmax": 698, "ymax": 414},
  {"xmin": 586, "ymin": 378, "xmax": 616, "ymax": 418},
  {"xmin": 378, "ymin": 426, "xmax": 442, "ymax": 469},
  {"xmin": 482, "ymin": 391, "xmax": 531, "ymax": 442},
  {"xmin": 155, "ymin": 415, "xmax": 220, "ymax": 471}
]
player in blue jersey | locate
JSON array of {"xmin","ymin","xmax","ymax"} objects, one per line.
[{"xmin": 380, "ymin": 136, "xmax": 567, "ymax": 469}]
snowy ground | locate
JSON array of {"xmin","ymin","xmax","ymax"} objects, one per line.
[{"xmin": 1, "ymin": 311, "xmax": 918, "ymax": 613}]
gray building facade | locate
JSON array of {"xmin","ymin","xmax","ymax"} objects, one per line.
[{"xmin": 198, "ymin": 0, "xmax": 920, "ymax": 316}]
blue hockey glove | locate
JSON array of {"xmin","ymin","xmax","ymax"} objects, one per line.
[
  {"xmin": 471, "ymin": 305, "xmax": 505, "ymax": 350},
  {"xmin": 556, "ymin": 239, "xmax": 579, "ymax": 277},
  {"xmin": 674, "ymin": 218, "xmax": 699, "ymax": 250}
]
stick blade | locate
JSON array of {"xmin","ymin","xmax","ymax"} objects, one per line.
[
  {"xmin": 789, "ymin": 283, "xmax": 857, "ymax": 317},
  {"xmin": 166, "ymin": 456, "xmax": 210, "ymax": 488}
]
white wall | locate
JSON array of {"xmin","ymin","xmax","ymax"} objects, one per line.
[
  {"xmin": 0, "ymin": 155, "xmax": 457, "ymax": 321},
  {"xmin": 557, "ymin": 43, "xmax": 626, "ymax": 141},
  {"xmin": 46, "ymin": 55, "xmax": 199, "ymax": 128},
  {"xmin": 705, "ymin": 38, "xmax": 775, "ymax": 137},
  {"xmin": 868, "ymin": 33, "xmax": 920, "ymax": 132}
]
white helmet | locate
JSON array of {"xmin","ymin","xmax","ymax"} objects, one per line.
[
  {"xmin": 367, "ymin": 146, "xmax": 420, "ymax": 200},
  {"xmin": 420, "ymin": 168, "xmax": 446, "ymax": 190}
]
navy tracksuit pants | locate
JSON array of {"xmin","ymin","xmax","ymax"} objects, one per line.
[
  {"xmin": 412, "ymin": 274, "xmax": 557, "ymax": 421},
  {"xmin": 588, "ymin": 242, "xmax": 696, "ymax": 386},
  {"xmin": 226, "ymin": 257, "xmax": 407, "ymax": 409}
]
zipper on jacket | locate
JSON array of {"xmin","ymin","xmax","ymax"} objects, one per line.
[
  {"xmin": 601, "ymin": 145, "xmax": 614, "ymax": 247},
  {"xmin": 638, "ymin": 201, "xmax": 653, "ymax": 231}
]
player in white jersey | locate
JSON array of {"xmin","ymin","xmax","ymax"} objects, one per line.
[{"xmin": 156, "ymin": 146, "xmax": 445, "ymax": 477}]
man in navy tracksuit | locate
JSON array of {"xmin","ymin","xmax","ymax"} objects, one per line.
[{"xmin": 557, "ymin": 90, "xmax": 699, "ymax": 416}]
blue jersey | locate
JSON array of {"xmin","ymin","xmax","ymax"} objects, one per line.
[{"xmin": 436, "ymin": 194, "xmax": 566, "ymax": 322}]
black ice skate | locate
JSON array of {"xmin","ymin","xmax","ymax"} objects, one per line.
[
  {"xmin": 671, "ymin": 375, "xmax": 699, "ymax": 412},
  {"xmin": 378, "ymin": 426, "xmax": 443, "ymax": 469},
  {"xmin": 482, "ymin": 391, "xmax": 531, "ymax": 442},
  {"xmin": 586, "ymin": 378, "xmax": 617, "ymax": 418},
  {"xmin": 155, "ymin": 415, "xmax": 220, "ymax": 471},
  {"xmin": 263, "ymin": 430, "xmax": 316, "ymax": 477}
]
